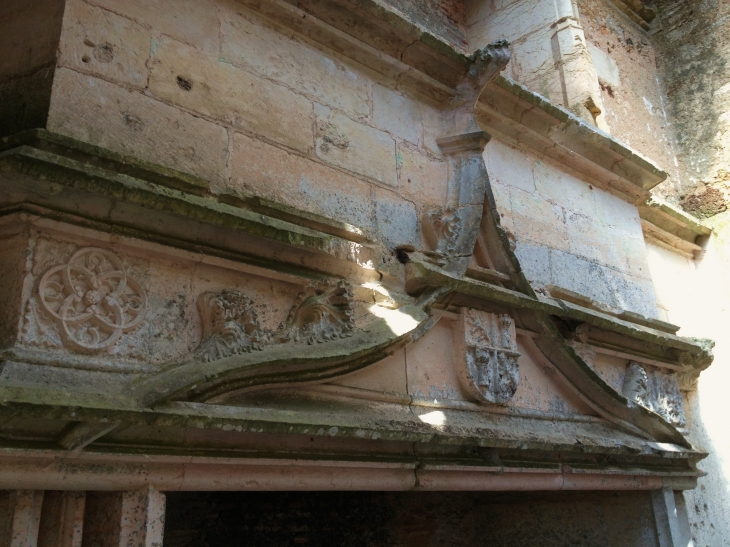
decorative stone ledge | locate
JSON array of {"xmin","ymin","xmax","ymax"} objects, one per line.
[
  {"xmin": 639, "ymin": 196, "xmax": 712, "ymax": 258},
  {"xmin": 476, "ymin": 76, "xmax": 668, "ymax": 204}
]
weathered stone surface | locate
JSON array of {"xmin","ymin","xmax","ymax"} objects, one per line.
[
  {"xmin": 315, "ymin": 106, "xmax": 398, "ymax": 186},
  {"xmin": 58, "ymin": 0, "xmax": 150, "ymax": 89},
  {"xmin": 149, "ymin": 37, "xmax": 313, "ymax": 153},
  {"xmin": 375, "ymin": 188, "xmax": 420, "ymax": 249},
  {"xmin": 485, "ymin": 140, "xmax": 536, "ymax": 193},
  {"xmin": 219, "ymin": 5, "xmax": 370, "ymax": 120},
  {"xmin": 86, "ymin": 0, "xmax": 221, "ymax": 55},
  {"xmin": 373, "ymin": 85, "xmax": 423, "ymax": 145},
  {"xmin": 231, "ymin": 132, "xmax": 375, "ymax": 233},
  {"xmin": 47, "ymin": 68, "xmax": 229, "ymax": 184},
  {"xmin": 397, "ymin": 144, "xmax": 448, "ymax": 207}
]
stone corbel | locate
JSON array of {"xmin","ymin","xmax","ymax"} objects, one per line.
[{"xmin": 421, "ymin": 42, "xmax": 511, "ymax": 277}]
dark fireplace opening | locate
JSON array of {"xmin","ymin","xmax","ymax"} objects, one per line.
[{"xmin": 163, "ymin": 490, "xmax": 660, "ymax": 547}]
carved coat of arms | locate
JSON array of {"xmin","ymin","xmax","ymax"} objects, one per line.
[{"xmin": 454, "ymin": 309, "xmax": 521, "ymax": 404}]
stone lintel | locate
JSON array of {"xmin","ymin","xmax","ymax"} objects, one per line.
[
  {"xmin": 639, "ymin": 196, "xmax": 711, "ymax": 258},
  {"xmin": 436, "ymin": 131, "xmax": 491, "ymax": 154}
]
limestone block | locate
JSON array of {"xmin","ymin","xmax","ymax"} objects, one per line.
[
  {"xmin": 587, "ymin": 42, "xmax": 621, "ymax": 88},
  {"xmin": 405, "ymin": 320, "xmax": 466, "ymax": 401},
  {"xmin": 397, "ymin": 145, "xmax": 448, "ymax": 207},
  {"xmin": 148, "ymin": 37, "xmax": 313, "ymax": 154},
  {"xmin": 315, "ymin": 107, "xmax": 397, "ymax": 186},
  {"xmin": 37, "ymin": 491, "xmax": 85, "ymax": 547},
  {"xmin": 86, "ymin": 0, "xmax": 220, "ymax": 55},
  {"xmin": 220, "ymin": 7, "xmax": 369, "ymax": 120},
  {"xmin": 532, "ymin": 160, "xmax": 596, "ymax": 216},
  {"xmin": 513, "ymin": 240, "xmax": 551, "ymax": 286},
  {"xmin": 330, "ymin": 349, "xmax": 408, "ymax": 394},
  {"xmin": 608, "ymin": 272, "xmax": 659, "ymax": 319},
  {"xmin": 488, "ymin": 181, "xmax": 514, "ymax": 234},
  {"xmin": 470, "ymin": 0, "xmax": 557, "ymax": 48},
  {"xmin": 509, "ymin": 27, "xmax": 560, "ymax": 99},
  {"xmin": 565, "ymin": 210, "xmax": 623, "ymax": 268},
  {"xmin": 510, "ymin": 187, "xmax": 570, "ymax": 252},
  {"xmin": 485, "ymin": 140, "xmax": 535, "ymax": 193},
  {"xmin": 549, "ymin": 249, "xmax": 618, "ymax": 309},
  {"xmin": 372, "ymin": 85, "xmax": 422, "ymax": 145},
  {"xmin": 419, "ymin": 102, "xmax": 445, "ymax": 155},
  {"xmin": 47, "ymin": 68, "xmax": 228, "ymax": 185},
  {"xmin": 0, "ymin": 490, "xmax": 44, "ymax": 547},
  {"xmin": 58, "ymin": 0, "xmax": 150, "ymax": 88},
  {"xmin": 375, "ymin": 188, "xmax": 419, "ymax": 249},
  {"xmin": 231, "ymin": 132, "xmax": 375, "ymax": 233}
]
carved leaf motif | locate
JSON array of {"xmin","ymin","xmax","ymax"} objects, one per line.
[
  {"xmin": 38, "ymin": 247, "xmax": 147, "ymax": 352},
  {"xmin": 622, "ymin": 362, "xmax": 686, "ymax": 427},
  {"xmin": 276, "ymin": 279, "xmax": 355, "ymax": 344},
  {"xmin": 196, "ymin": 289, "xmax": 266, "ymax": 362}
]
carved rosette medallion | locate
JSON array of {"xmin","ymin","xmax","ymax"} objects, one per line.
[
  {"xmin": 276, "ymin": 279, "xmax": 355, "ymax": 344},
  {"xmin": 38, "ymin": 247, "xmax": 147, "ymax": 352},
  {"xmin": 622, "ymin": 362, "xmax": 686, "ymax": 428},
  {"xmin": 455, "ymin": 309, "xmax": 521, "ymax": 404},
  {"xmin": 195, "ymin": 289, "xmax": 267, "ymax": 362}
]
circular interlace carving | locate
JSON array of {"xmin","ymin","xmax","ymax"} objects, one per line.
[{"xmin": 39, "ymin": 247, "xmax": 147, "ymax": 352}]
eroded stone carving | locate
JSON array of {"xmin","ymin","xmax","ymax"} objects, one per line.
[
  {"xmin": 623, "ymin": 362, "xmax": 686, "ymax": 427},
  {"xmin": 196, "ymin": 289, "xmax": 267, "ymax": 362},
  {"xmin": 38, "ymin": 247, "xmax": 147, "ymax": 352},
  {"xmin": 193, "ymin": 279, "xmax": 355, "ymax": 362},
  {"xmin": 277, "ymin": 279, "xmax": 355, "ymax": 344},
  {"xmin": 425, "ymin": 208, "xmax": 463, "ymax": 255},
  {"xmin": 571, "ymin": 341, "xmax": 597, "ymax": 369},
  {"xmin": 456, "ymin": 309, "xmax": 521, "ymax": 404}
]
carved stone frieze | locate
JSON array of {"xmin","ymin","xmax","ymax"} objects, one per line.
[
  {"xmin": 195, "ymin": 289, "xmax": 267, "ymax": 362},
  {"xmin": 623, "ymin": 362, "xmax": 686, "ymax": 428},
  {"xmin": 276, "ymin": 279, "xmax": 355, "ymax": 344},
  {"xmin": 193, "ymin": 279, "xmax": 355, "ymax": 362},
  {"xmin": 455, "ymin": 309, "xmax": 521, "ymax": 404},
  {"xmin": 38, "ymin": 247, "xmax": 146, "ymax": 352}
]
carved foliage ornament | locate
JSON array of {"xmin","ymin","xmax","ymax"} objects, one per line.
[
  {"xmin": 455, "ymin": 309, "xmax": 521, "ymax": 405},
  {"xmin": 194, "ymin": 279, "xmax": 355, "ymax": 362},
  {"xmin": 622, "ymin": 362, "xmax": 686, "ymax": 428},
  {"xmin": 39, "ymin": 247, "xmax": 147, "ymax": 352}
]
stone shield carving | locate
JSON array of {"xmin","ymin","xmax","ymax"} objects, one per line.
[
  {"xmin": 38, "ymin": 247, "xmax": 147, "ymax": 352},
  {"xmin": 623, "ymin": 362, "xmax": 686, "ymax": 428},
  {"xmin": 454, "ymin": 309, "xmax": 521, "ymax": 404}
]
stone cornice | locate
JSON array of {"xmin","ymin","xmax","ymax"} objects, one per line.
[
  {"xmin": 476, "ymin": 76, "xmax": 668, "ymax": 204},
  {"xmin": 639, "ymin": 196, "xmax": 711, "ymax": 258}
]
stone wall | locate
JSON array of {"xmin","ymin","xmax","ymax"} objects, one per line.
[
  {"xmin": 46, "ymin": 0, "xmax": 449, "ymax": 252},
  {"xmin": 382, "ymin": 0, "xmax": 467, "ymax": 51},
  {"xmin": 653, "ymin": 0, "xmax": 730, "ymax": 213},
  {"xmin": 487, "ymin": 138, "xmax": 658, "ymax": 317},
  {"xmin": 645, "ymin": 219, "xmax": 730, "ymax": 546},
  {"xmin": 578, "ymin": 0, "xmax": 684, "ymax": 198}
]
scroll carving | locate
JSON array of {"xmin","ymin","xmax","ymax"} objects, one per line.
[
  {"xmin": 38, "ymin": 247, "xmax": 146, "ymax": 352},
  {"xmin": 195, "ymin": 289, "xmax": 267, "ymax": 362},
  {"xmin": 276, "ymin": 279, "xmax": 355, "ymax": 344},
  {"xmin": 456, "ymin": 309, "xmax": 521, "ymax": 404},
  {"xmin": 623, "ymin": 362, "xmax": 686, "ymax": 427}
]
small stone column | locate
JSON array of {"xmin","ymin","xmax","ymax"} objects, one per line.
[
  {"xmin": 37, "ymin": 491, "xmax": 86, "ymax": 547},
  {"xmin": 0, "ymin": 490, "xmax": 44, "ymax": 547},
  {"xmin": 82, "ymin": 488, "xmax": 165, "ymax": 547}
]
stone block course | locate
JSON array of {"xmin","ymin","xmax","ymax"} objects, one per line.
[
  {"xmin": 372, "ymin": 85, "xmax": 422, "ymax": 145},
  {"xmin": 148, "ymin": 37, "xmax": 313, "ymax": 154},
  {"xmin": 397, "ymin": 144, "xmax": 448, "ymax": 208},
  {"xmin": 315, "ymin": 106, "xmax": 397, "ymax": 187},
  {"xmin": 86, "ymin": 0, "xmax": 221, "ymax": 55},
  {"xmin": 219, "ymin": 5, "xmax": 370, "ymax": 121},
  {"xmin": 231, "ymin": 132, "xmax": 375, "ymax": 234},
  {"xmin": 486, "ymin": 140, "xmax": 536, "ymax": 193},
  {"xmin": 47, "ymin": 68, "xmax": 229, "ymax": 185},
  {"xmin": 58, "ymin": 0, "xmax": 151, "ymax": 89},
  {"xmin": 374, "ymin": 187, "xmax": 420, "ymax": 249}
]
